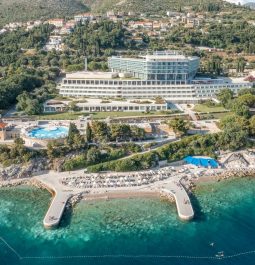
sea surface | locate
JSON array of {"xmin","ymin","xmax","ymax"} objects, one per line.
[{"xmin": 1, "ymin": 178, "xmax": 255, "ymax": 265}]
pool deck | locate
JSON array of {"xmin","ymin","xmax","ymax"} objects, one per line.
[{"xmin": 34, "ymin": 170, "xmax": 194, "ymax": 229}]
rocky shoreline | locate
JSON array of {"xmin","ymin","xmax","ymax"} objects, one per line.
[
  {"xmin": 0, "ymin": 158, "xmax": 50, "ymax": 181},
  {"xmin": 193, "ymin": 168, "xmax": 255, "ymax": 185}
]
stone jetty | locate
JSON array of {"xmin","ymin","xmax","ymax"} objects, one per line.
[
  {"xmin": 33, "ymin": 173, "xmax": 84, "ymax": 229},
  {"xmin": 161, "ymin": 180, "xmax": 194, "ymax": 221}
]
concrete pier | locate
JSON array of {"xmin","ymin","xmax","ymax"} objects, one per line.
[
  {"xmin": 43, "ymin": 192, "xmax": 71, "ymax": 228},
  {"xmin": 34, "ymin": 174, "xmax": 83, "ymax": 229},
  {"xmin": 34, "ymin": 169, "xmax": 194, "ymax": 229},
  {"xmin": 161, "ymin": 181, "xmax": 194, "ymax": 221}
]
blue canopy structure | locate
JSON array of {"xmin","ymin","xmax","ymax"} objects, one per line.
[{"xmin": 184, "ymin": 156, "xmax": 219, "ymax": 168}]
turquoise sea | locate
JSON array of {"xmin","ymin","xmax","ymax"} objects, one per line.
[{"xmin": 1, "ymin": 178, "xmax": 255, "ymax": 265}]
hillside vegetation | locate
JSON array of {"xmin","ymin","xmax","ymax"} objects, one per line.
[
  {"xmin": 0, "ymin": 0, "xmax": 254, "ymax": 27},
  {"xmin": 0, "ymin": 0, "xmax": 88, "ymax": 27},
  {"xmin": 85, "ymin": 0, "xmax": 234, "ymax": 13}
]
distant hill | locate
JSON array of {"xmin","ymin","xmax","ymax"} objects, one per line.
[
  {"xmin": 84, "ymin": 0, "xmax": 224, "ymax": 13},
  {"xmin": 244, "ymin": 2, "xmax": 255, "ymax": 9},
  {"xmin": 225, "ymin": 0, "xmax": 255, "ymax": 6},
  {"xmin": 0, "ymin": 0, "xmax": 88, "ymax": 27},
  {"xmin": 0, "ymin": 0, "xmax": 251, "ymax": 28}
]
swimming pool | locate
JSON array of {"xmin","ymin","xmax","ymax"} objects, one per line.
[{"xmin": 27, "ymin": 126, "xmax": 69, "ymax": 140}]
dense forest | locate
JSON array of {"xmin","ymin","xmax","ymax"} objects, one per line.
[
  {"xmin": 0, "ymin": 24, "xmax": 58, "ymax": 111},
  {"xmin": 63, "ymin": 20, "xmax": 142, "ymax": 71},
  {"xmin": 64, "ymin": 21, "xmax": 137, "ymax": 57},
  {"xmin": 0, "ymin": 20, "xmax": 140, "ymax": 111},
  {"xmin": 0, "ymin": 24, "xmax": 53, "ymax": 67}
]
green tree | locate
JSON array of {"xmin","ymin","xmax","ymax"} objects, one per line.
[
  {"xmin": 16, "ymin": 92, "xmax": 42, "ymax": 115},
  {"xmin": 16, "ymin": 91, "xmax": 30, "ymax": 111},
  {"xmin": 68, "ymin": 101, "xmax": 79, "ymax": 112},
  {"xmin": 168, "ymin": 118, "xmax": 190, "ymax": 136},
  {"xmin": 67, "ymin": 123, "xmax": 80, "ymax": 146},
  {"xmin": 219, "ymin": 123, "xmax": 249, "ymax": 151},
  {"xmin": 219, "ymin": 114, "xmax": 250, "ymax": 131},
  {"xmin": 217, "ymin": 88, "xmax": 234, "ymax": 107},
  {"xmin": 10, "ymin": 137, "xmax": 27, "ymax": 159},
  {"xmin": 249, "ymin": 116, "xmax": 255, "ymax": 136},
  {"xmin": 86, "ymin": 148, "xmax": 101, "ymax": 164},
  {"xmin": 230, "ymin": 99, "xmax": 250, "ymax": 118},
  {"xmin": 130, "ymin": 126, "xmax": 145, "ymax": 141},
  {"xmin": 72, "ymin": 134, "xmax": 85, "ymax": 149},
  {"xmin": 237, "ymin": 93, "xmax": 255, "ymax": 107},
  {"xmin": 86, "ymin": 123, "xmax": 93, "ymax": 143},
  {"xmin": 238, "ymin": 88, "xmax": 255, "ymax": 96},
  {"xmin": 25, "ymin": 98, "xmax": 42, "ymax": 115},
  {"xmin": 91, "ymin": 121, "xmax": 109, "ymax": 142},
  {"xmin": 110, "ymin": 124, "xmax": 132, "ymax": 141}
]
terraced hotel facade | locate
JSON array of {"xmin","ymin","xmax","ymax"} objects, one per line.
[{"xmin": 58, "ymin": 51, "xmax": 253, "ymax": 103}]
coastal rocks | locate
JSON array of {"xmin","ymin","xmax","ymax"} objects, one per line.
[
  {"xmin": 29, "ymin": 179, "xmax": 47, "ymax": 190},
  {"xmin": 0, "ymin": 179, "xmax": 30, "ymax": 188},
  {"xmin": 0, "ymin": 164, "xmax": 30, "ymax": 181},
  {"xmin": 67, "ymin": 193, "xmax": 85, "ymax": 208},
  {"xmin": 160, "ymin": 191, "xmax": 175, "ymax": 202},
  {"xmin": 211, "ymin": 168, "xmax": 255, "ymax": 182},
  {"xmin": 0, "ymin": 157, "xmax": 50, "ymax": 181}
]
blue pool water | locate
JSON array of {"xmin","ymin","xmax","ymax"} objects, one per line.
[{"xmin": 27, "ymin": 126, "xmax": 68, "ymax": 139}]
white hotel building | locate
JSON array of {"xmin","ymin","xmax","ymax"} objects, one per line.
[{"xmin": 58, "ymin": 51, "xmax": 253, "ymax": 103}]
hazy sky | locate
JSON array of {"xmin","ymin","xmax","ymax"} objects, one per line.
[{"xmin": 225, "ymin": 0, "xmax": 255, "ymax": 4}]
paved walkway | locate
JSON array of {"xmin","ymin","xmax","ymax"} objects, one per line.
[{"xmin": 180, "ymin": 104, "xmax": 198, "ymax": 121}]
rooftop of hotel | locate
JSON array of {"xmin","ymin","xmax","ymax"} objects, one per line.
[
  {"xmin": 44, "ymin": 98, "xmax": 167, "ymax": 107},
  {"xmin": 65, "ymin": 72, "xmax": 119, "ymax": 79},
  {"xmin": 193, "ymin": 77, "xmax": 251, "ymax": 84},
  {"xmin": 63, "ymin": 72, "xmax": 251, "ymax": 84},
  {"xmin": 111, "ymin": 51, "xmax": 199, "ymax": 61}
]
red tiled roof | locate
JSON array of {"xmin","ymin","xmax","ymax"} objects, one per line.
[{"xmin": 0, "ymin": 122, "xmax": 7, "ymax": 129}]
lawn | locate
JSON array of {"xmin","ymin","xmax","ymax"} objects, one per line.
[
  {"xmin": 36, "ymin": 111, "xmax": 167, "ymax": 120},
  {"xmin": 197, "ymin": 112, "xmax": 233, "ymax": 120},
  {"xmin": 92, "ymin": 111, "xmax": 159, "ymax": 119},
  {"xmin": 36, "ymin": 112, "xmax": 87, "ymax": 120},
  {"xmin": 193, "ymin": 104, "xmax": 227, "ymax": 113}
]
